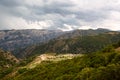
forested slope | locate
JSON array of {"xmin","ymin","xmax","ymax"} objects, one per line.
[{"xmin": 6, "ymin": 41, "xmax": 120, "ymax": 80}]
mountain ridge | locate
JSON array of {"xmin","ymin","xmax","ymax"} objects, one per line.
[
  {"xmin": 19, "ymin": 31, "xmax": 120, "ymax": 59},
  {"xmin": 0, "ymin": 28, "xmax": 111, "ymax": 57},
  {"xmin": 0, "ymin": 29, "xmax": 65, "ymax": 55}
]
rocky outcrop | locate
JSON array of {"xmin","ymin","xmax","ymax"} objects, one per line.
[{"xmin": 0, "ymin": 29, "xmax": 64, "ymax": 55}]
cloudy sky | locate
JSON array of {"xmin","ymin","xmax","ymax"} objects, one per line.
[{"xmin": 0, "ymin": 0, "xmax": 120, "ymax": 31}]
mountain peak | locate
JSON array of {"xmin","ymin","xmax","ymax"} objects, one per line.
[{"xmin": 96, "ymin": 28, "xmax": 110, "ymax": 31}]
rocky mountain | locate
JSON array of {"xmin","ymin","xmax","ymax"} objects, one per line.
[
  {"xmin": 20, "ymin": 31, "xmax": 120, "ymax": 59},
  {"xmin": 0, "ymin": 29, "xmax": 64, "ymax": 55},
  {"xmin": 0, "ymin": 28, "xmax": 113, "ymax": 58},
  {"xmin": 57, "ymin": 28, "xmax": 110, "ymax": 39}
]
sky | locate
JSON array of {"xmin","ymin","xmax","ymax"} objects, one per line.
[{"xmin": 0, "ymin": 0, "xmax": 120, "ymax": 31}]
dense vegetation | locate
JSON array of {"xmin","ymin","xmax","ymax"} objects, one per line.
[
  {"xmin": 1, "ymin": 30, "xmax": 120, "ymax": 80},
  {"xmin": 0, "ymin": 49, "xmax": 19, "ymax": 79},
  {"xmin": 5, "ymin": 41, "xmax": 120, "ymax": 80}
]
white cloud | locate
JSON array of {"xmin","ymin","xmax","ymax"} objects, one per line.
[
  {"xmin": 109, "ymin": 11, "xmax": 120, "ymax": 20},
  {"xmin": 78, "ymin": 26, "xmax": 97, "ymax": 30},
  {"xmin": 26, "ymin": 20, "xmax": 54, "ymax": 29},
  {"xmin": 24, "ymin": 0, "xmax": 45, "ymax": 7},
  {"xmin": 58, "ymin": 24, "xmax": 76, "ymax": 31},
  {"xmin": 58, "ymin": 24, "xmax": 72, "ymax": 31},
  {"xmin": 0, "ymin": 15, "xmax": 53, "ymax": 30},
  {"xmin": 72, "ymin": 0, "xmax": 120, "ymax": 11}
]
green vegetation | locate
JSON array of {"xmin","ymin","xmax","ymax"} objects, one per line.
[
  {"xmin": 1, "ymin": 32, "xmax": 120, "ymax": 80},
  {"xmin": 0, "ymin": 49, "xmax": 19, "ymax": 79},
  {"xmin": 18, "ymin": 68, "xmax": 27, "ymax": 74},
  {"xmin": 0, "ymin": 67, "xmax": 13, "ymax": 79},
  {"xmin": 25, "ymin": 32, "xmax": 120, "ymax": 58},
  {"xmin": 6, "ymin": 42, "xmax": 120, "ymax": 80}
]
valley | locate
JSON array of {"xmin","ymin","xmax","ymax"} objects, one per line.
[
  {"xmin": 2, "ymin": 42, "xmax": 120, "ymax": 80},
  {"xmin": 1, "ymin": 0, "xmax": 120, "ymax": 80},
  {"xmin": 0, "ymin": 28, "xmax": 120, "ymax": 80}
]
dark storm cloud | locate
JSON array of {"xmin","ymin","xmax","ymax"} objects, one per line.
[
  {"xmin": 0, "ymin": 0, "xmax": 22, "ymax": 7},
  {"xmin": 25, "ymin": 0, "xmax": 75, "ymax": 17}
]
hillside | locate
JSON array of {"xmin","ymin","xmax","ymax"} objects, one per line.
[
  {"xmin": 0, "ymin": 49, "xmax": 19, "ymax": 68},
  {"xmin": 26, "ymin": 53, "xmax": 82, "ymax": 69},
  {"xmin": 20, "ymin": 31, "xmax": 120, "ymax": 58},
  {"xmin": 3, "ymin": 41, "xmax": 120, "ymax": 80},
  {"xmin": 0, "ymin": 49, "xmax": 19, "ymax": 79}
]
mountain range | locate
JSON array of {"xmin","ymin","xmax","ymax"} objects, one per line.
[
  {"xmin": 0, "ymin": 29, "xmax": 64, "ymax": 55},
  {"xmin": 20, "ymin": 30, "xmax": 120, "ymax": 59},
  {"xmin": 0, "ymin": 28, "xmax": 120, "ymax": 80},
  {"xmin": 0, "ymin": 28, "xmax": 119, "ymax": 58}
]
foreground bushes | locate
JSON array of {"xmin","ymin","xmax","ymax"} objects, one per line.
[{"xmin": 10, "ymin": 51, "xmax": 120, "ymax": 80}]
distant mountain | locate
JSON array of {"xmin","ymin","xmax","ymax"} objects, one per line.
[
  {"xmin": 118, "ymin": 30, "xmax": 120, "ymax": 32},
  {"xmin": 0, "ymin": 29, "xmax": 64, "ymax": 55},
  {"xmin": 58, "ymin": 28, "xmax": 110, "ymax": 39},
  {"xmin": 0, "ymin": 28, "xmax": 112, "ymax": 58},
  {"xmin": 20, "ymin": 31, "xmax": 120, "ymax": 59}
]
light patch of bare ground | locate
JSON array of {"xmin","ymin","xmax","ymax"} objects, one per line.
[
  {"xmin": 115, "ymin": 47, "xmax": 120, "ymax": 52},
  {"xmin": 26, "ymin": 53, "xmax": 83, "ymax": 69}
]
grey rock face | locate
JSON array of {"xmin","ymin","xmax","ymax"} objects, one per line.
[{"xmin": 0, "ymin": 29, "xmax": 63, "ymax": 54}]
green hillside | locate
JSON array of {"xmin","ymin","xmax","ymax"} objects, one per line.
[
  {"xmin": 20, "ymin": 32, "xmax": 120, "ymax": 58},
  {"xmin": 1, "ymin": 31, "xmax": 120, "ymax": 80},
  {"xmin": 0, "ymin": 49, "xmax": 19, "ymax": 79},
  {"xmin": 6, "ymin": 41, "xmax": 120, "ymax": 80}
]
